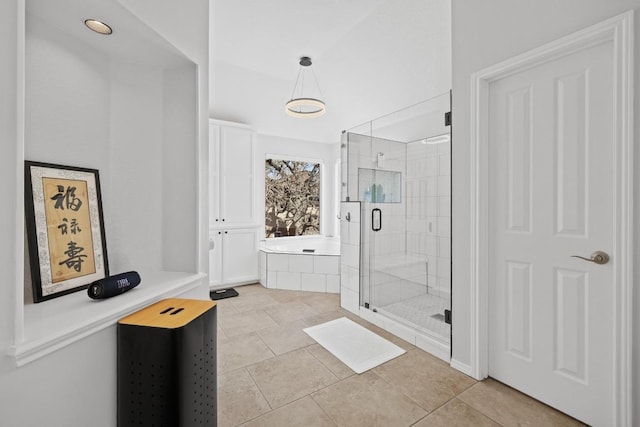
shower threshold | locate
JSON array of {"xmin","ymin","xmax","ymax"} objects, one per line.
[{"xmin": 375, "ymin": 293, "xmax": 450, "ymax": 343}]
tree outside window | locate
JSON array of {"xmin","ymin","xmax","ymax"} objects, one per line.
[{"xmin": 265, "ymin": 159, "xmax": 320, "ymax": 238}]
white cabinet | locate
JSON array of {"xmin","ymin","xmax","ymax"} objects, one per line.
[
  {"xmin": 209, "ymin": 232, "xmax": 223, "ymax": 287},
  {"xmin": 209, "ymin": 227, "xmax": 259, "ymax": 287},
  {"xmin": 209, "ymin": 120, "xmax": 255, "ymax": 226},
  {"xmin": 209, "ymin": 119, "xmax": 260, "ymax": 288}
]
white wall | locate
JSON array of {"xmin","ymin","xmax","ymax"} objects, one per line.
[
  {"xmin": 107, "ymin": 63, "xmax": 164, "ymax": 272},
  {"xmin": 0, "ymin": 0, "xmax": 209, "ymax": 425},
  {"xmin": 256, "ymin": 134, "xmax": 340, "ymax": 238},
  {"xmin": 451, "ymin": 1, "xmax": 640, "ymax": 423},
  {"xmin": 0, "ymin": 0, "xmax": 20, "ymax": 360},
  {"xmin": 119, "ymin": 0, "xmax": 210, "ymax": 276},
  {"xmin": 25, "ymin": 20, "xmax": 166, "ymax": 274}
]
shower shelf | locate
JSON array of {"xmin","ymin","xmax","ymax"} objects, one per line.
[{"xmin": 357, "ymin": 168, "xmax": 401, "ymax": 203}]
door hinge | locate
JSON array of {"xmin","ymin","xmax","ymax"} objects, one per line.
[
  {"xmin": 444, "ymin": 309, "xmax": 452, "ymax": 325},
  {"xmin": 444, "ymin": 111, "xmax": 452, "ymax": 126}
]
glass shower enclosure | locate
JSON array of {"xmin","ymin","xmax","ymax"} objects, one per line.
[{"xmin": 341, "ymin": 92, "xmax": 451, "ymax": 345}]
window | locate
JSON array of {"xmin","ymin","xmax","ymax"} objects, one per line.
[{"xmin": 265, "ymin": 159, "xmax": 320, "ymax": 238}]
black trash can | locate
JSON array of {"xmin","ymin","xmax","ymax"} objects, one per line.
[{"xmin": 117, "ymin": 298, "xmax": 217, "ymax": 426}]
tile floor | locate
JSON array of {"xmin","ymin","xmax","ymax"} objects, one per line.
[{"xmin": 216, "ymin": 284, "xmax": 584, "ymax": 427}]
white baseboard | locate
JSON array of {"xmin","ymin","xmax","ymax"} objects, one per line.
[
  {"xmin": 415, "ymin": 333, "xmax": 450, "ymax": 363},
  {"xmin": 209, "ymin": 280, "xmax": 259, "ymax": 291},
  {"xmin": 450, "ymin": 358, "xmax": 474, "ymax": 377}
]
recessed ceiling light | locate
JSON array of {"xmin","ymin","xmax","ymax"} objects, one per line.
[{"xmin": 84, "ymin": 19, "xmax": 113, "ymax": 35}]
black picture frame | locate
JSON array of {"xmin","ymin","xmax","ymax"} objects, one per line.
[{"xmin": 25, "ymin": 161, "xmax": 109, "ymax": 303}]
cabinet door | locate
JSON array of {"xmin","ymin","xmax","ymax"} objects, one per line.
[
  {"xmin": 220, "ymin": 127, "xmax": 254, "ymax": 225},
  {"xmin": 208, "ymin": 231, "xmax": 223, "ymax": 287},
  {"xmin": 209, "ymin": 124, "xmax": 221, "ymax": 226},
  {"xmin": 221, "ymin": 228, "xmax": 259, "ymax": 284}
]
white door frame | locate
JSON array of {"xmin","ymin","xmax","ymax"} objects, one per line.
[{"xmin": 468, "ymin": 11, "xmax": 634, "ymax": 426}]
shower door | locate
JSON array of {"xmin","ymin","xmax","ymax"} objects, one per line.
[
  {"xmin": 360, "ymin": 159, "xmax": 405, "ymax": 312},
  {"xmin": 362, "ymin": 92, "xmax": 452, "ymax": 343}
]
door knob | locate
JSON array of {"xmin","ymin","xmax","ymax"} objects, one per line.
[{"xmin": 571, "ymin": 251, "xmax": 609, "ymax": 265}]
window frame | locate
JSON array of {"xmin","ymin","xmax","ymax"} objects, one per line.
[{"xmin": 264, "ymin": 154, "xmax": 325, "ymax": 239}]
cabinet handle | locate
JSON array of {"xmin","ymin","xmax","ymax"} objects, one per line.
[
  {"xmin": 224, "ymin": 231, "xmax": 228, "ymax": 234},
  {"xmin": 222, "ymin": 218, "xmax": 226, "ymax": 222},
  {"xmin": 215, "ymin": 219, "xmax": 219, "ymax": 222},
  {"xmin": 218, "ymin": 231, "xmax": 221, "ymax": 235}
]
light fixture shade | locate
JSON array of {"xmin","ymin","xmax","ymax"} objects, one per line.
[
  {"xmin": 285, "ymin": 97, "xmax": 326, "ymax": 118},
  {"xmin": 286, "ymin": 57, "xmax": 326, "ymax": 118}
]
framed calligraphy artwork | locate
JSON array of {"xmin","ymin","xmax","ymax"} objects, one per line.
[{"xmin": 25, "ymin": 161, "xmax": 109, "ymax": 303}]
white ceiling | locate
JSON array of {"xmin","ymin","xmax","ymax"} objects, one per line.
[
  {"xmin": 209, "ymin": 0, "xmax": 451, "ymax": 143},
  {"xmin": 28, "ymin": 0, "xmax": 192, "ymax": 68}
]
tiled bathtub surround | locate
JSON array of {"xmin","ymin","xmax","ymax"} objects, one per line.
[{"xmin": 260, "ymin": 251, "xmax": 340, "ymax": 293}]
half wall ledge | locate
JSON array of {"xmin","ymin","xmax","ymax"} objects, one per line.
[{"xmin": 8, "ymin": 271, "xmax": 206, "ymax": 367}]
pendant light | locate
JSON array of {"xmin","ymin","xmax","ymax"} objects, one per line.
[{"xmin": 285, "ymin": 56, "xmax": 326, "ymax": 118}]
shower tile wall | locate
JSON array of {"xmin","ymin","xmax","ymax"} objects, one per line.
[
  {"xmin": 345, "ymin": 134, "xmax": 405, "ymax": 201},
  {"xmin": 340, "ymin": 202, "xmax": 361, "ymax": 314},
  {"xmin": 406, "ymin": 140, "xmax": 450, "ymax": 298}
]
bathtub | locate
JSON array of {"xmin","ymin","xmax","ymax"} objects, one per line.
[{"xmin": 259, "ymin": 236, "xmax": 340, "ymax": 293}]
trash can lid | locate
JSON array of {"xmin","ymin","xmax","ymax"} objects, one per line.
[{"xmin": 119, "ymin": 298, "xmax": 216, "ymax": 328}]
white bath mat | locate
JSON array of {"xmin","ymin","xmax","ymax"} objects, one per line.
[{"xmin": 303, "ymin": 317, "xmax": 405, "ymax": 373}]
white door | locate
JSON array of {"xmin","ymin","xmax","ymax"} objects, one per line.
[{"xmin": 487, "ymin": 36, "xmax": 616, "ymax": 425}]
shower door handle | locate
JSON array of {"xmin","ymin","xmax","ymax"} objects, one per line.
[{"xmin": 372, "ymin": 208, "xmax": 382, "ymax": 232}]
